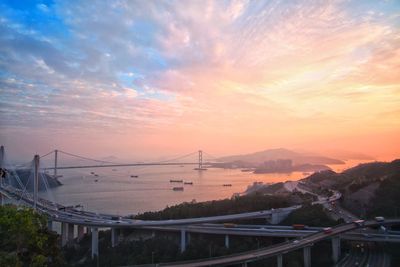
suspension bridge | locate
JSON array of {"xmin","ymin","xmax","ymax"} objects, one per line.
[
  {"xmin": 1, "ymin": 145, "xmax": 400, "ymax": 266},
  {"xmin": 41, "ymin": 149, "xmax": 212, "ymax": 176}
]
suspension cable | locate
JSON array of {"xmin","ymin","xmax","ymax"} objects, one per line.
[
  {"xmin": 202, "ymin": 151, "xmax": 219, "ymax": 160},
  {"xmin": 150, "ymin": 151, "xmax": 198, "ymax": 164},
  {"xmin": 39, "ymin": 150, "xmax": 55, "ymax": 159},
  {"xmin": 40, "ymin": 172, "xmax": 55, "ymax": 204},
  {"xmin": 58, "ymin": 150, "xmax": 122, "ymax": 164},
  {"xmin": 15, "ymin": 161, "xmax": 34, "ymax": 204}
]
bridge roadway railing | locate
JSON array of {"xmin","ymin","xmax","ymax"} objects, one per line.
[
  {"xmin": 143, "ymin": 223, "xmax": 400, "ymax": 242},
  {"xmin": 1, "ymin": 183, "xmax": 302, "ymax": 227},
  {"xmin": 41, "ymin": 162, "xmax": 207, "ymax": 170},
  {"xmin": 147, "ymin": 219, "xmax": 400, "ymax": 267}
]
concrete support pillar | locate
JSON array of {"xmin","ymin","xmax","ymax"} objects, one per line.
[
  {"xmin": 180, "ymin": 229, "xmax": 186, "ymax": 253},
  {"xmin": 331, "ymin": 237, "xmax": 341, "ymax": 264},
  {"xmin": 91, "ymin": 227, "xmax": 99, "ymax": 259},
  {"xmin": 242, "ymin": 262, "xmax": 248, "ymax": 267},
  {"xmin": 61, "ymin": 222, "xmax": 68, "ymax": 246},
  {"xmin": 0, "ymin": 193, "xmax": 4, "ymax": 206},
  {"xmin": 303, "ymin": 246, "xmax": 311, "ymax": 267},
  {"xmin": 277, "ymin": 254, "xmax": 283, "ymax": 267},
  {"xmin": 111, "ymin": 228, "xmax": 119, "ymax": 247},
  {"xmin": 77, "ymin": 225, "xmax": 85, "ymax": 240},
  {"xmin": 67, "ymin": 223, "xmax": 74, "ymax": 244},
  {"xmin": 270, "ymin": 212, "xmax": 279, "ymax": 224},
  {"xmin": 225, "ymin": 234, "xmax": 230, "ymax": 248}
]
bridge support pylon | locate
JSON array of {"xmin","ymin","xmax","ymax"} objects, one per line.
[
  {"xmin": 0, "ymin": 145, "xmax": 4, "ymax": 189},
  {"xmin": 225, "ymin": 234, "xmax": 230, "ymax": 248},
  {"xmin": 0, "ymin": 145, "xmax": 4, "ymax": 168},
  {"xmin": 194, "ymin": 150, "xmax": 207, "ymax": 170},
  {"xmin": 277, "ymin": 254, "xmax": 283, "ymax": 267},
  {"xmin": 54, "ymin": 149, "xmax": 58, "ymax": 178},
  {"xmin": 331, "ymin": 236, "xmax": 341, "ymax": 263},
  {"xmin": 33, "ymin": 155, "xmax": 39, "ymax": 210},
  {"xmin": 303, "ymin": 246, "xmax": 311, "ymax": 267},
  {"xmin": 61, "ymin": 222, "xmax": 68, "ymax": 246},
  {"xmin": 180, "ymin": 229, "xmax": 186, "ymax": 253},
  {"xmin": 111, "ymin": 228, "xmax": 119, "ymax": 247},
  {"xmin": 91, "ymin": 227, "xmax": 99, "ymax": 259}
]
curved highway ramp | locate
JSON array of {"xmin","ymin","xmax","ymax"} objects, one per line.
[{"xmin": 125, "ymin": 219, "xmax": 400, "ymax": 267}]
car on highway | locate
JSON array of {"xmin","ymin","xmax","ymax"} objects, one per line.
[
  {"xmin": 323, "ymin": 227, "xmax": 332, "ymax": 234},
  {"xmin": 353, "ymin": 220, "xmax": 365, "ymax": 227},
  {"xmin": 292, "ymin": 224, "xmax": 307, "ymax": 230},
  {"xmin": 375, "ymin": 216, "xmax": 385, "ymax": 222}
]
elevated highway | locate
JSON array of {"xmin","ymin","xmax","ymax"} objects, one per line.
[
  {"xmin": 0, "ymin": 184, "xmax": 300, "ymax": 227},
  {"xmin": 154, "ymin": 219, "xmax": 400, "ymax": 267},
  {"xmin": 147, "ymin": 223, "xmax": 400, "ymax": 242}
]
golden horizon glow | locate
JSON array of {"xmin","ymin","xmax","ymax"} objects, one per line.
[{"xmin": 0, "ymin": 1, "xmax": 399, "ymax": 161}]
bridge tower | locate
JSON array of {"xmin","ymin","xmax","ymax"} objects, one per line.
[
  {"xmin": 0, "ymin": 146, "xmax": 4, "ymax": 187},
  {"xmin": 0, "ymin": 145, "xmax": 4, "ymax": 168},
  {"xmin": 0, "ymin": 146, "xmax": 4, "ymax": 203},
  {"xmin": 54, "ymin": 149, "xmax": 58, "ymax": 178},
  {"xmin": 33, "ymin": 154, "xmax": 40, "ymax": 210},
  {"xmin": 198, "ymin": 150, "xmax": 202, "ymax": 169},
  {"xmin": 194, "ymin": 150, "xmax": 207, "ymax": 171}
]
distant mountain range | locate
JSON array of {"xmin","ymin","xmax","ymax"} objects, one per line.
[{"xmin": 217, "ymin": 148, "xmax": 345, "ymax": 165}]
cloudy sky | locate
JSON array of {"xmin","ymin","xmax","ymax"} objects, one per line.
[{"xmin": 0, "ymin": 0, "xmax": 399, "ymax": 161}]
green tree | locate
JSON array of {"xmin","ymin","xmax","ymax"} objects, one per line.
[{"xmin": 0, "ymin": 204, "xmax": 65, "ymax": 266}]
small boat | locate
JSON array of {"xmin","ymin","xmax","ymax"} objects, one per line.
[
  {"xmin": 173, "ymin": 187, "xmax": 184, "ymax": 191},
  {"xmin": 94, "ymin": 179, "xmax": 98, "ymax": 182},
  {"xmin": 184, "ymin": 182, "xmax": 193, "ymax": 185},
  {"xmin": 223, "ymin": 184, "xmax": 232, "ymax": 187},
  {"xmin": 241, "ymin": 169, "xmax": 252, "ymax": 172},
  {"xmin": 90, "ymin": 172, "xmax": 95, "ymax": 174},
  {"xmin": 94, "ymin": 174, "xmax": 99, "ymax": 177},
  {"xmin": 170, "ymin": 179, "xmax": 183, "ymax": 183},
  {"xmin": 130, "ymin": 175, "xmax": 138, "ymax": 178}
]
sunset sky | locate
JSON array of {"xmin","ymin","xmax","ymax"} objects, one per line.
[{"xmin": 0, "ymin": 0, "xmax": 399, "ymax": 161}]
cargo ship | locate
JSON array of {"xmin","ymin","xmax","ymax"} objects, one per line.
[
  {"xmin": 170, "ymin": 179, "xmax": 183, "ymax": 183},
  {"xmin": 172, "ymin": 187, "xmax": 184, "ymax": 191}
]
